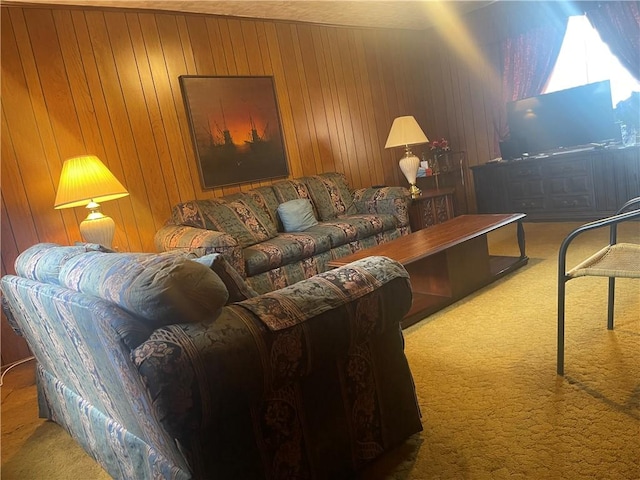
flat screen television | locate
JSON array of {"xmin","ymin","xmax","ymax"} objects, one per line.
[{"xmin": 506, "ymin": 80, "xmax": 620, "ymax": 156}]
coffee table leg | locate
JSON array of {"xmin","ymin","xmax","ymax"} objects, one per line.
[{"xmin": 517, "ymin": 220, "xmax": 526, "ymax": 259}]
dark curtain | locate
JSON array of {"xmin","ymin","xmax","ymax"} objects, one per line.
[
  {"xmin": 494, "ymin": 16, "xmax": 568, "ymax": 142},
  {"xmin": 586, "ymin": 1, "xmax": 640, "ymax": 81}
]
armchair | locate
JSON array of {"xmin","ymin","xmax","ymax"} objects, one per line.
[{"xmin": 557, "ymin": 197, "xmax": 640, "ymax": 375}]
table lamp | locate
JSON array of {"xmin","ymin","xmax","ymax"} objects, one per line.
[
  {"xmin": 54, "ymin": 155, "xmax": 129, "ymax": 248},
  {"xmin": 385, "ymin": 116, "xmax": 429, "ymax": 198}
]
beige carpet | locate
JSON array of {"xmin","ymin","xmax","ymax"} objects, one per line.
[{"xmin": 2, "ymin": 222, "xmax": 639, "ymax": 479}]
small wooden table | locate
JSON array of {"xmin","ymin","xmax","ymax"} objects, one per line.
[{"xmin": 328, "ymin": 214, "xmax": 528, "ymax": 328}]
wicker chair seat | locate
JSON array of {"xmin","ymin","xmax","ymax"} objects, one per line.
[{"xmin": 567, "ymin": 243, "xmax": 640, "ymax": 279}]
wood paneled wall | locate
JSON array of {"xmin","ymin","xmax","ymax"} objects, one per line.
[{"xmin": 0, "ymin": 3, "xmax": 507, "ymax": 364}]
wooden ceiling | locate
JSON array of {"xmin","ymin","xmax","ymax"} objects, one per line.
[{"xmin": 3, "ymin": 1, "xmax": 496, "ymax": 30}]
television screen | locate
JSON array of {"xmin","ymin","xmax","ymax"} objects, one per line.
[{"xmin": 506, "ymin": 80, "xmax": 620, "ymax": 156}]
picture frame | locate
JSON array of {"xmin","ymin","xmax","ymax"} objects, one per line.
[{"xmin": 179, "ymin": 75, "xmax": 289, "ymax": 189}]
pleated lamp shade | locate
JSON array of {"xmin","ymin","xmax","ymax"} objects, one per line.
[
  {"xmin": 54, "ymin": 155, "xmax": 129, "ymax": 209},
  {"xmin": 384, "ymin": 116, "xmax": 429, "ymax": 149}
]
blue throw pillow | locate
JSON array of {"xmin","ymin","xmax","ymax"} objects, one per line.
[{"xmin": 277, "ymin": 199, "xmax": 318, "ymax": 232}]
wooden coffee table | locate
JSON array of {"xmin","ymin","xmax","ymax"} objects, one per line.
[{"xmin": 328, "ymin": 214, "xmax": 528, "ymax": 328}]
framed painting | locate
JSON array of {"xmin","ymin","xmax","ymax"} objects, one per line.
[{"xmin": 179, "ymin": 75, "xmax": 289, "ymax": 189}]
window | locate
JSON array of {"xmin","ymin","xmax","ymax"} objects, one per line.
[{"xmin": 544, "ymin": 15, "xmax": 639, "ymax": 108}]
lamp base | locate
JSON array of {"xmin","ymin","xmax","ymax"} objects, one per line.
[
  {"xmin": 399, "ymin": 149, "xmax": 421, "ymax": 198},
  {"xmin": 408, "ymin": 183, "xmax": 422, "ymax": 198},
  {"xmin": 79, "ymin": 202, "xmax": 115, "ymax": 248}
]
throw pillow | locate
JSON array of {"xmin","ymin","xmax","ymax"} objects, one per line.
[
  {"xmin": 192, "ymin": 253, "xmax": 259, "ymax": 303},
  {"xmin": 170, "ymin": 201, "xmax": 207, "ymax": 229},
  {"xmin": 304, "ymin": 173, "xmax": 357, "ymax": 221},
  {"xmin": 277, "ymin": 199, "xmax": 319, "ymax": 232},
  {"xmin": 199, "ymin": 197, "xmax": 278, "ymax": 248}
]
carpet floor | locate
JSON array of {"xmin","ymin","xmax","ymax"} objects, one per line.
[{"xmin": 2, "ymin": 221, "xmax": 639, "ymax": 479}]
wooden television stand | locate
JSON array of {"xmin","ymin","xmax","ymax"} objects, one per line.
[{"xmin": 328, "ymin": 214, "xmax": 528, "ymax": 328}]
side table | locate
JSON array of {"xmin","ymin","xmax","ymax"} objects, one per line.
[{"xmin": 409, "ymin": 188, "xmax": 455, "ymax": 231}]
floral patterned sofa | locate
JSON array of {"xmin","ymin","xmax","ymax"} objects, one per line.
[
  {"xmin": 154, "ymin": 172, "xmax": 411, "ymax": 293},
  {"xmin": 1, "ymin": 242, "xmax": 422, "ymax": 480}
]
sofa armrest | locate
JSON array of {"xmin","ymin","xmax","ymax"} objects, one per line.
[
  {"xmin": 154, "ymin": 224, "xmax": 245, "ymax": 277},
  {"xmin": 352, "ymin": 186, "xmax": 412, "ymax": 227},
  {"xmin": 131, "ymin": 256, "xmax": 412, "ymax": 440}
]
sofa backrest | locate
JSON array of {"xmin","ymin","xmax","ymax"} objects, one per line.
[
  {"xmin": 168, "ymin": 172, "xmax": 389, "ymax": 237},
  {"xmin": 303, "ymin": 172, "xmax": 358, "ymax": 221},
  {"xmin": 268, "ymin": 172, "xmax": 357, "ymax": 222},
  {"xmin": 170, "ymin": 196, "xmax": 278, "ymax": 248},
  {"xmin": 168, "ymin": 173, "xmax": 354, "ymax": 236},
  {"xmin": 240, "ymin": 186, "xmax": 281, "ymax": 227}
]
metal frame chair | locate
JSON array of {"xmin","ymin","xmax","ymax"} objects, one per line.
[{"xmin": 557, "ymin": 197, "xmax": 640, "ymax": 375}]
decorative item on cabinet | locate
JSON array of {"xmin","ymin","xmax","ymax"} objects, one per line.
[
  {"xmin": 416, "ymin": 150, "xmax": 468, "ymax": 215},
  {"xmin": 418, "ymin": 150, "xmax": 465, "ymax": 188},
  {"xmin": 420, "ymin": 152, "xmax": 433, "ymax": 176},
  {"xmin": 426, "ymin": 137, "xmax": 451, "ymax": 176}
]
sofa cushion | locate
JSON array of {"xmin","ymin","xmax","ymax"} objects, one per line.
[
  {"xmin": 243, "ymin": 186, "xmax": 281, "ymax": 226},
  {"xmin": 271, "ymin": 178, "xmax": 315, "ymax": 204},
  {"xmin": 304, "ymin": 172, "xmax": 357, "ymax": 221},
  {"xmin": 277, "ymin": 199, "xmax": 318, "ymax": 232},
  {"xmin": 246, "ymin": 251, "xmax": 333, "ymax": 294},
  {"xmin": 304, "ymin": 222, "xmax": 359, "ymax": 247},
  {"xmin": 335, "ymin": 213, "xmax": 397, "ymax": 237},
  {"xmin": 304, "ymin": 214, "xmax": 396, "ymax": 248},
  {"xmin": 353, "ymin": 186, "xmax": 411, "ymax": 227},
  {"xmin": 198, "ymin": 197, "xmax": 278, "ymax": 248},
  {"xmin": 191, "ymin": 253, "xmax": 258, "ymax": 303},
  {"xmin": 59, "ymin": 251, "xmax": 229, "ymax": 328},
  {"xmin": 243, "ymin": 232, "xmax": 333, "ymax": 276}
]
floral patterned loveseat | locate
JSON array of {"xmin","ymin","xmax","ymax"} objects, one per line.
[
  {"xmin": 1, "ymin": 242, "xmax": 422, "ymax": 479},
  {"xmin": 155, "ymin": 172, "xmax": 411, "ymax": 293}
]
